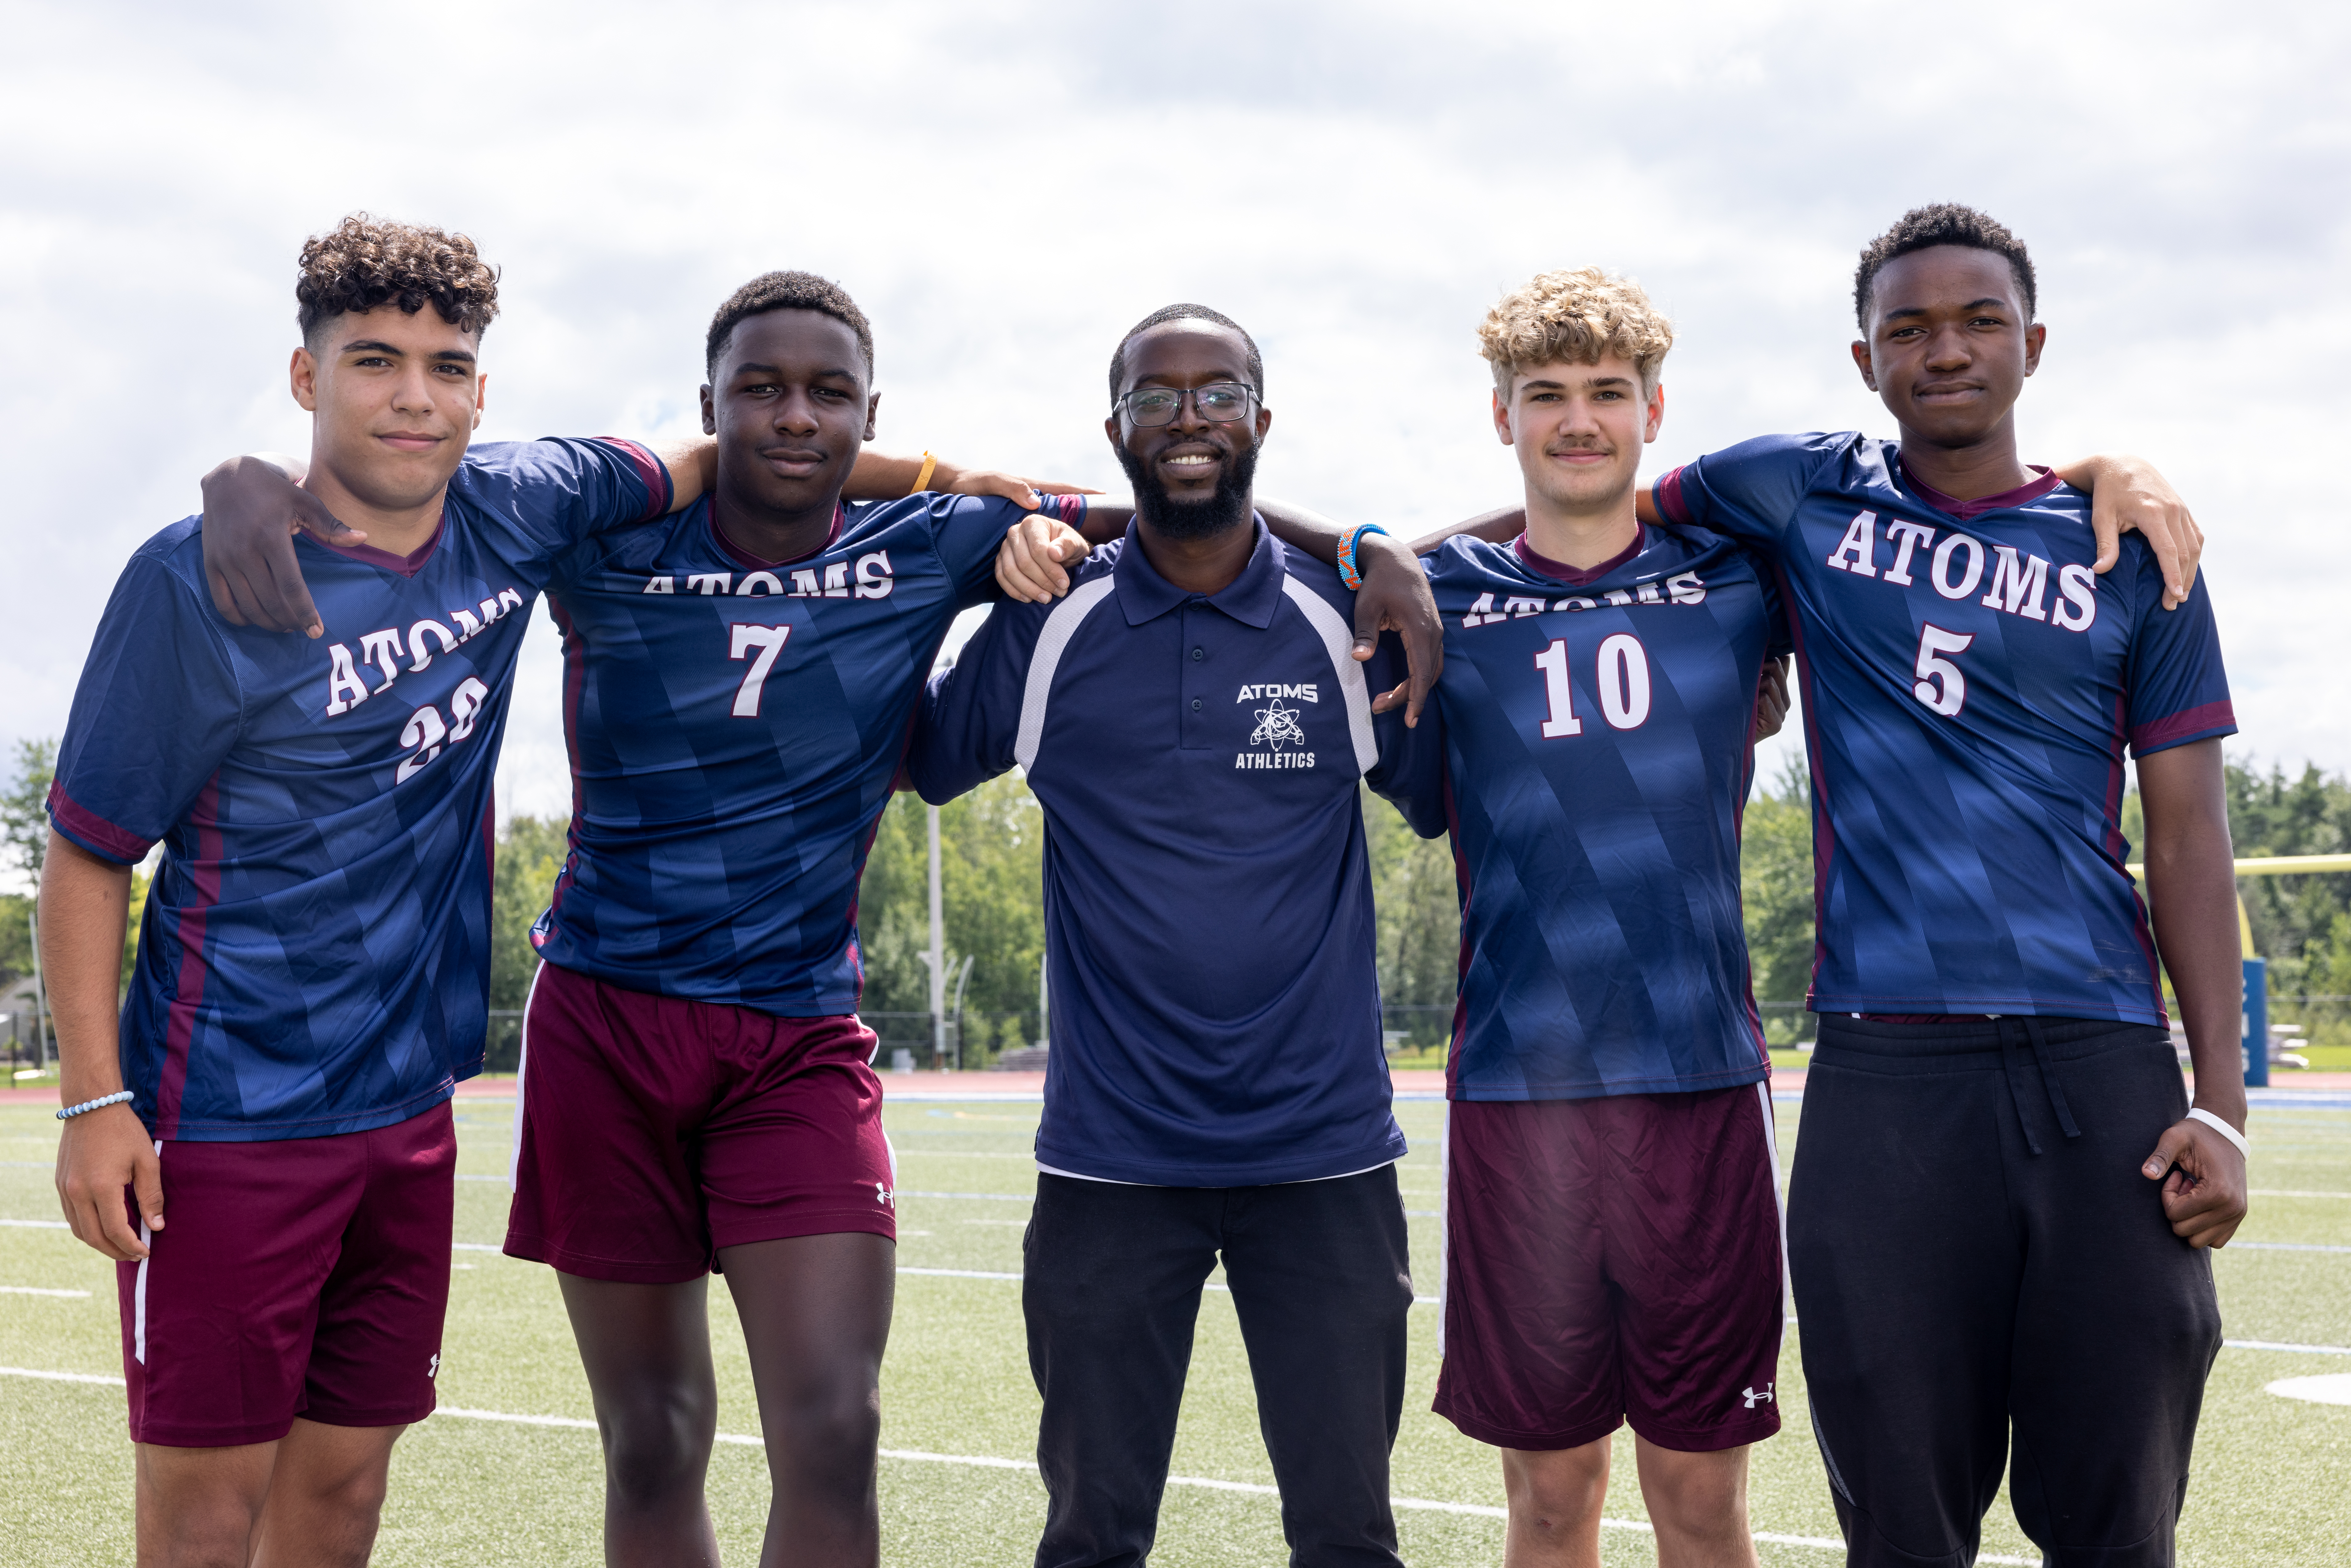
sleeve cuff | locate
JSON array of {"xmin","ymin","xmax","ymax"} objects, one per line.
[
  {"xmin": 45, "ymin": 782, "xmax": 153, "ymax": 866},
  {"xmin": 597, "ymin": 437, "xmax": 675, "ymax": 521},
  {"xmin": 1653, "ymin": 465, "xmax": 1694, "ymax": 527},
  {"xmin": 2130, "ymin": 700, "xmax": 2236, "ymax": 756}
]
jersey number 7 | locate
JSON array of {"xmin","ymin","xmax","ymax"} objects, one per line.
[{"xmin": 730, "ymin": 624, "xmax": 793, "ymax": 717}]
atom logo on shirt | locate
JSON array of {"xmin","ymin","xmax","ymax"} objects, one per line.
[
  {"xmin": 1250, "ymin": 698, "xmax": 1309, "ymax": 751},
  {"xmin": 1236, "ymin": 696, "xmax": 1317, "ymax": 771}
]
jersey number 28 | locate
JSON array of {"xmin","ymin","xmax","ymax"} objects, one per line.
[{"xmin": 1533, "ymin": 633, "xmax": 1652, "ymax": 737}]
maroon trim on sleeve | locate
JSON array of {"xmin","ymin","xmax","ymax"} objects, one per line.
[
  {"xmin": 596, "ymin": 437, "xmax": 675, "ymax": 520},
  {"xmin": 1896, "ymin": 460, "xmax": 2063, "ymax": 522},
  {"xmin": 45, "ymin": 781, "xmax": 153, "ymax": 865},
  {"xmin": 1513, "ymin": 529, "xmax": 1643, "ymax": 588},
  {"xmin": 2131, "ymin": 700, "xmax": 2237, "ymax": 756},
  {"xmin": 1653, "ymin": 466, "xmax": 1694, "ymax": 527}
]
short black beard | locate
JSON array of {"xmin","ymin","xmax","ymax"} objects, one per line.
[{"xmin": 1118, "ymin": 439, "xmax": 1260, "ymax": 542}]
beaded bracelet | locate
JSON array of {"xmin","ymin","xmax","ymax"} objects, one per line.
[
  {"xmin": 57, "ymin": 1091, "xmax": 135, "ymax": 1122},
  {"xmin": 1337, "ymin": 523, "xmax": 1389, "ymax": 590}
]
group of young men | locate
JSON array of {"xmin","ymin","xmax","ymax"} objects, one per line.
[{"xmin": 41, "ymin": 202, "xmax": 2247, "ymax": 1568}]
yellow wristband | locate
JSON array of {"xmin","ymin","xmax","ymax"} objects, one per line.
[{"xmin": 912, "ymin": 451, "xmax": 938, "ymax": 495}]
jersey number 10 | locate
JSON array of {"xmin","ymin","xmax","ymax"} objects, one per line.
[{"xmin": 1533, "ymin": 633, "xmax": 1652, "ymax": 737}]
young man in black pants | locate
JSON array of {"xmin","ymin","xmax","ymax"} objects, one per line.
[
  {"xmin": 912, "ymin": 306, "xmax": 1420, "ymax": 1568},
  {"xmin": 1429, "ymin": 207, "xmax": 2242, "ymax": 1566},
  {"xmin": 1646, "ymin": 208, "xmax": 2247, "ymax": 1566}
]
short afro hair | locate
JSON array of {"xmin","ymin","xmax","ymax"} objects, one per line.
[
  {"xmin": 1108, "ymin": 304, "xmax": 1264, "ymax": 404},
  {"xmin": 1477, "ymin": 267, "xmax": 1674, "ymax": 400},
  {"xmin": 296, "ymin": 213, "xmax": 500, "ymax": 343},
  {"xmin": 1854, "ymin": 204, "xmax": 2037, "ymax": 332},
  {"xmin": 706, "ymin": 271, "xmax": 874, "ymax": 380}
]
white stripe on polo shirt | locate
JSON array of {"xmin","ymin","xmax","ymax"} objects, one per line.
[
  {"xmin": 1277, "ymin": 576, "xmax": 1379, "ymax": 775},
  {"xmin": 1015, "ymin": 577, "xmax": 1119, "ymax": 772}
]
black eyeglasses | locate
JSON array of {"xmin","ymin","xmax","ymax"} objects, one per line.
[{"xmin": 1117, "ymin": 382, "xmax": 1257, "ymax": 428}]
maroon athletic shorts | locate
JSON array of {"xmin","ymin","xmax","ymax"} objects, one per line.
[
  {"xmin": 1434, "ymin": 1083, "xmax": 1786, "ymax": 1453},
  {"xmin": 117, "ymin": 1100, "xmax": 454, "ymax": 1448},
  {"xmin": 504, "ymin": 961, "xmax": 896, "ymax": 1283}
]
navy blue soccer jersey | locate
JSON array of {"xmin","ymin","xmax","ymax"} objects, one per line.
[
  {"xmin": 1655, "ymin": 432, "xmax": 2235, "ymax": 1023},
  {"xmin": 530, "ymin": 490, "xmax": 1087, "ymax": 1015},
  {"xmin": 49, "ymin": 439, "xmax": 670, "ymax": 1141},
  {"xmin": 1380, "ymin": 527, "xmax": 1785, "ymax": 1101},
  {"xmin": 909, "ymin": 521, "xmax": 1411, "ymax": 1187}
]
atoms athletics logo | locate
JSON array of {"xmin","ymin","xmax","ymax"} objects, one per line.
[{"xmin": 1235, "ymin": 682, "xmax": 1317, "ymax": 771}]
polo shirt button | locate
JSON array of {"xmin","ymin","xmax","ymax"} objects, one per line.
[
  {"xmin": 1191, "ymin": 647, "xmax": 1205, "ymax": 662},
  {"xmin": 1191, "ymin": 698, "xmax": 1202, "ymax": 711}
]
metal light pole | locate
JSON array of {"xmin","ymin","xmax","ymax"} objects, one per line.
[
  {"xmin": 926, "ymin": 803, "xmax": 947, "ymax": 1069},
  {"xmin": 27, "ymin": 900, "xmax": 47, "ymax": 1072},
  {"xmin": 950, "ymin": 953, "xmax": 974, "ymax": 1073}
]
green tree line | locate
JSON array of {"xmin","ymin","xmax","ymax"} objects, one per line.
[{"xmin": 11, "ymin": 739, "xmax": 2351, "ymax": 1067}]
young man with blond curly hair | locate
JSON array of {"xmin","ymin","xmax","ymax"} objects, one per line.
[{"xmin": 1379, "ymin": 269, "xmax": 1792, "ymax": 1568}]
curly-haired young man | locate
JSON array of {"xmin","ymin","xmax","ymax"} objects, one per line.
[
  {"xmin": 1375, "ymin": 269, "xmax": 1794, "ymax": 1568},
  {"xmin": 44, "ymin": 213, "xmax": 711, "ymax": 1566},
  {"xmin": 1438, "ymin": 208, "xmax": 2243, "ymax": 1568}
]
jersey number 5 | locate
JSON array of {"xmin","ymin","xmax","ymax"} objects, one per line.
[
  {"xmin": 730, "ymin": 624, "xmax": 792, "ymax": 717},
  {"xmin": 1911, "ymin": 623, "xmax": 1974, "ymax": 717},
  {"xmin": 1534, "ymin": 633, "xmax": 1652, "ymax": 737}
]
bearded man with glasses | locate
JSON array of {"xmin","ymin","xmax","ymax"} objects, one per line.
[{"xmin": 913, "ymin": 304, "xmax": 1426, "ymax": 1568}]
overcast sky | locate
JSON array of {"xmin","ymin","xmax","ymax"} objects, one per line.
[{"xmin": 3, "ymin": 0, "xmax": 2343, "ymax": 830}]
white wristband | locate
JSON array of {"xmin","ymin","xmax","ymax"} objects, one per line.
[{"xmin": 2186, "ymin": 1107, "xmax": 2250, "ymax": 1159}]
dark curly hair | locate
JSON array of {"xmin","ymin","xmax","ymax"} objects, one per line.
[
  {"xmin": 706, "ymin": 271, "xmax": 874, "ymax": 379},
  {"xmin": 1853, "ymin": 204, "xmax": 2037, "ymax": 332},
  {"xmin": 295, "ymin": 214, "xmax": 500, "ymax": 343},
  {"xmin": 1107, "ymin": 303, "xmax": 1264, "ymax": 404}
]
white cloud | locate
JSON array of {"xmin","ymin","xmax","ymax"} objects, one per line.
[{"xmin": 2, "ymin": 0, "xmax": 2344, "ymax": 816}]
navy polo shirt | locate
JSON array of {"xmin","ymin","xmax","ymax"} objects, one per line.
[{"xmin": 910, "ymin": 519, "xmax": 1410, "ymax": 1186}]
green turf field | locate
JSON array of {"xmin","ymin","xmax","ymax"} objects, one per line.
[{"xmin": 4, "ymin": 1096, "xmax": 2348, "ymax": 1566}]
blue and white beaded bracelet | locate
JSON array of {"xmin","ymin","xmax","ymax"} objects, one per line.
[{"xmin": 57, "ymin": 1091, "xmax": 135, "ymax": 1121}]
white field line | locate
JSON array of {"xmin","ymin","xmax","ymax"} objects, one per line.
[
  {"xmin": 1, "ymin": 1366, "xmax": 122, "ymax": 1385},
  {"xmin": 2249, "ymin": 1189, "xmax": 2351, "ymax": 1198},
  {"xmin": 0, "ymin": 1284, "xmax": 88, "ymax": 1296},
  {"xmin": 0, "ymin": 1371, "xmax": 2109, "ymax": 1561}
]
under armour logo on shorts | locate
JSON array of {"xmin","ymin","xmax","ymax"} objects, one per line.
[
  {"xmin": 875, "ymin": 1182, "xmax": 895, "ymax": 1209},
  {"xmin": 1742, "ymin": 1383, "xmax": 1773, "ymax": 1408},
  {"xmin": 427, "ymin": 1353, "xmax": 440, "ymax": 1380}
]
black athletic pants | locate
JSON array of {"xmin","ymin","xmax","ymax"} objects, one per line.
[
  {"xmin": 1023, "ymin": 1167, "xmax": 1415, "ymax": 1568},
  {"xmin": 1789, "ymin": 1015, "xmax": 2222, "ymax": 1567}
]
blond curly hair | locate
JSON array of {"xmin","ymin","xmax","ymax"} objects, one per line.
[{"xmin": 1477, "ymin": 268, "xmax": 1673, "ymax": 398}]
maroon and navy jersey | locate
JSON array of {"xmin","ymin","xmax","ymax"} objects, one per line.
[
  {"xmin": 1380, "ymin": 527, "xmax": 1786, "ymax": 1101},
  {"xmin": 531, "ymin": 491, "xmax": 1086, "ymax": 1015},
  {"xmin": 1656, "ymin": 432, "xmax": 2235, "ymax": 1023},
  {"xmin": 48, "ymin": 439, "xmax": 670, "ymax": 1141}
]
